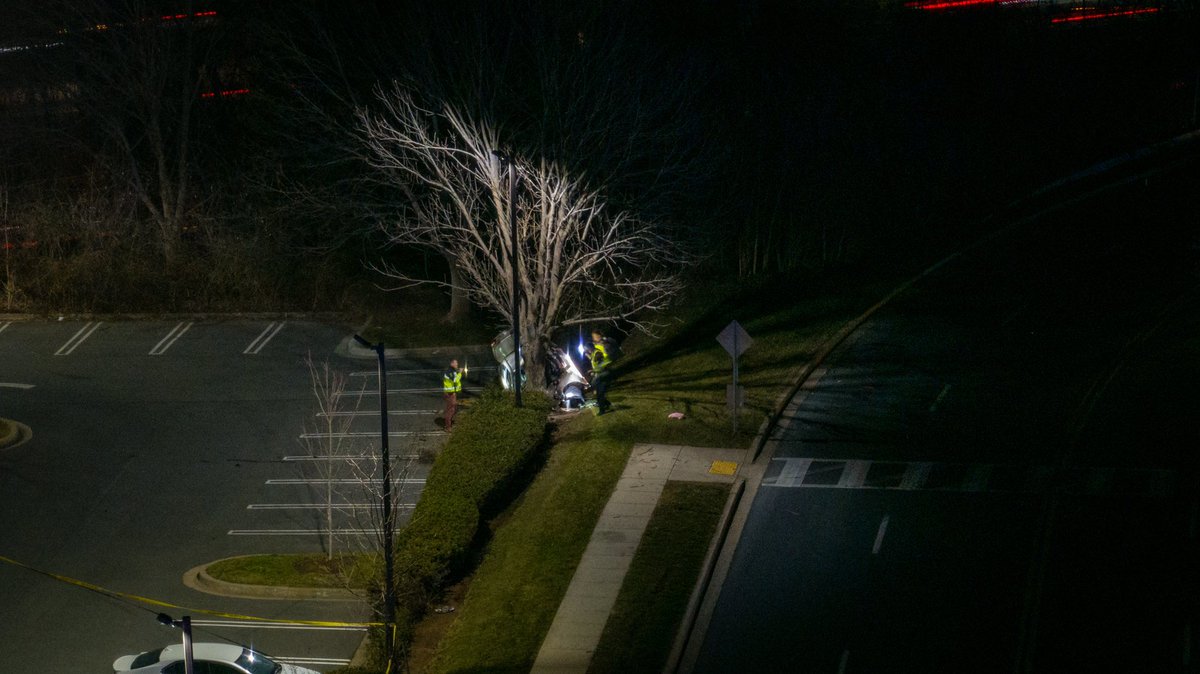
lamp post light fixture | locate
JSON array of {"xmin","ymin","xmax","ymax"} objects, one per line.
[
  {"xmin": 352, "ymin": 334, "xmax": 397, "ymax": 636},
  {"xmin": 491, "ymin": 149, "xmax": 522, "ymax": 407},
  {"xmin": 156, "ymin": 613, "xmax": 194, "ymax": 674}
]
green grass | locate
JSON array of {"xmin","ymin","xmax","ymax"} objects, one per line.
[
  {"xmin": 589, "ymin": 482, "xmax": 730, "ymax": 674},
  {"xmin": 425, "ymin": 413, "xmax": 632, "ymax": 674},
  {"xmin": 205, "ymin": 553, "xmax": 378, "ymax": 589},
  {"xmin": 417, "ymin": 266, "xmax": 906, "ymax": 672},
  {"xmin": 607, "ymin": 266, "xmax": 899, "ymax": 449}
]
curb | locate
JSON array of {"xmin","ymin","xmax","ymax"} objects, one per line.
[
  {"xmin": 0, "ymin": 419, "xmax": 32, "ymax": 450},
  {"xmin": 183, "ymin": 558, "xmax": 364, "ymax": 602},
  {"xmin": 0, "ymin": 418, "xmax": 17, "ymax": 448}
]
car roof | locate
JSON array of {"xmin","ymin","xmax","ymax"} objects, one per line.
[{"xmin": 159, "ymin": 642, "xmax": 246, "ymax": 663}]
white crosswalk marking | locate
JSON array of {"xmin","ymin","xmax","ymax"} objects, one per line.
[{"xmin": 762, "ymin": 457, "xmax": 1174, "ymax": 497}]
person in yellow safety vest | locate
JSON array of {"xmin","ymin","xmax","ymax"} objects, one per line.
[
  {"xmin": 442, "ymin": 358, "xmax": 465, "ymax": 431},
  {"xmin": 589, "ymin": 331, "xmax": 613, "ymax": 415}
]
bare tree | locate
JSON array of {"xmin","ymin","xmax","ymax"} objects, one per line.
[
  {"xmin": 301, "ymin": 356, "xmax": 418, "ymax": 599},
  {"xmin": 47, "ymin": 0, "xmax": 225, "ymax": 262},
  {"xmin": 355, "ymin": 86, "xmax": 689, "ymax": 387}
]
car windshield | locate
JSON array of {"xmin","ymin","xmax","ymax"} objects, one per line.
[
  {"xmin": 129, "ymin": 648, "xmax": 164, "ymax": 669},
  {"xmin": 234, "ymin": 648, "xmax": 280, "ymax": 674}
]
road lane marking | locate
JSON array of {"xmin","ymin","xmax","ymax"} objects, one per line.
[
  {"xmin": 872, "ymin": 514, "xmax": 891, "ymax": 555},
  {"xmin": 191, "ymin": 619, "xmax": 365, "ymax": 633},
  {"xmin": 0, "ymin": 321, "xmax": 10, "ymax": 334},
  {"xmin": 244, "ymin": 321, "xmax": 285, "ymax": 354},
  {"xmin": 963, "ymin": 464, "xmax": 992, "ymax": 492},
  {"xmin": 54, "ymin": 321, "xmax": 102, "ymax": 355},
  {"xmin": 898, "ymin": 462, "xmax": 933, "ymax": 490},
  {"xmin": 248, "ymin": 502, "xmax": 416, "ymax": 510},
  {"xmin": 149, "ymin": 321, "xmax": 192, "ymax": 355},
  {"xmin": 929, "ymin": 383, "xmax": 952, "ymax": 412},
  {"xmin": 838, "ymin": 460, "xmax": 870, "ymax": 488},
  {"xmin": 761, "ymin": 458, "xmax": 1174, "ymax": 497},
  {"xmin": 768, "ymin": 458, "xmax": 812, "ymax": 487},
  {"xmin": 0, "ymin": 382, "xmax": 35, "ymax": 389}
]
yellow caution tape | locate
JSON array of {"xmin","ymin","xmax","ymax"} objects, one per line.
[{"xmin": 0, "ymin": 553, "xmax": 382, "ymax": 628}]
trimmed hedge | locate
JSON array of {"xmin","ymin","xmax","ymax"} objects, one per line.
[{"xmin": 369, "ymin": 386, "xmax": 552, "ymax": 668}]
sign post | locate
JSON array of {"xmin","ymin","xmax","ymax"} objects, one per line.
[{"xmin": 716, "ymin": 320, "xmax": 753, "ymax": 435}]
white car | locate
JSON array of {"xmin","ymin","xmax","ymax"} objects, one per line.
[{"xmin": 113, "ymin": 642, "xmax": 320, "ymax": 674}]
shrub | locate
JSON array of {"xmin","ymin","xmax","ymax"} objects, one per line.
[{"xmin": 370, "ymin": 387, "xmax": 552, "ymax": 668}]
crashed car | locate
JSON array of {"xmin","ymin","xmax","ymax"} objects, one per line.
[
  {"xmin": 113, "ymin": 642, "xmax": 319, "ymax": 674},
  {"xmin": 491, "ymin": 329, "xmax": 590, "ymax": 409}
]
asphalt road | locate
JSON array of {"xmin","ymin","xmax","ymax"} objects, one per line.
[
  {"xmin": 693, "ymin": 160, "xmax": 1200, "ymax": 672},
  {"xmin": 0, "ymin": 318, "xmax": 483, "ymax": 672}
]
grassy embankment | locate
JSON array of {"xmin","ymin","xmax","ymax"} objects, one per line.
[{"xmin": 420, "ymin": 266, "xmax": 900, "ymax": 673}]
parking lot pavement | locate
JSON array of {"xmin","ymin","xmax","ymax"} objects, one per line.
[{"xmin": 0, "ymin": 318, "xmax": 488, "ymax": 673}]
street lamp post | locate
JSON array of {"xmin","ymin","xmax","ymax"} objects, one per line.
[
  {"xmin": 157, "ymin": 614, "xmax": 194, "ymax": 674},
  {"xmin": 352, "ymin": 335, "xmax": 397, "ymax": 637},
  {"xmin": 491, "ymin": 149, "xmax": 522, "ymax": 407}
]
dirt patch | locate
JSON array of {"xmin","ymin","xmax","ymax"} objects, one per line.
[{"xmin": 407, "ymin": 577, "xmax": 473, "ymax": 673}]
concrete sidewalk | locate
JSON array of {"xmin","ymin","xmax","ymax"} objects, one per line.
[{"xmin": 531, "ymin": 443, "xmax": 744, "ymax": 674}]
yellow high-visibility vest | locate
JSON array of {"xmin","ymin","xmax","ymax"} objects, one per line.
[
  {"xmin": 590, "ymin": 342, "xmax": 611, "ymax": 372},
  {"xmin": 443, "ymin": 369, "xmax": 463, "ymax": 393}
]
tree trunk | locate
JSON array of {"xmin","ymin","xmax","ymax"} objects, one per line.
[{"xmin": 444, "ymin": 255, "xmax": 471, "ymax": 323}]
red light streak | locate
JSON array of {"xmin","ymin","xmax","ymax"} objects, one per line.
[
  {"xmin": 905, "ymin": 0, "xmax": 996, "ymax": 9},
  {"xmin": 161, "ymin": 10, "xmax": 217, "ymax": 21},
  {"xmin": 1051, "ymin": 6, "xmax": 1160, "ymax": 23},
  {"xmin": 201, "ymin": 88, "xmax": 250, "ymax": 99}
]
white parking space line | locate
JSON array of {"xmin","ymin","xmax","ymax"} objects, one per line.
[
  {"xmin": 54, "ymin": 321, "xmax": 102, "ymax": 356},
  {"xmin": 149, "ymin": 321, "xmax": 193, "ymax": 355},
  {"xmin": 929, "ymin": 383, "xmax": 952, "ymax": 412},
  {"xmin": 248, "ymin": 502, "xmax": 416, "ymax": 510},
  {"xmin": 228, "ymin": 528, "xmax": 395, "ymax": 536},
  {"xmin": 872, "ymin": 514, "xmax": 891, "ymax": 555},
  {"xmin": 335, "ymin": 387, "xmax": 483, "ymax": 397},
  {"xmin": 838, "ymin": 650, "xmax": 850, "ymax": 674},
  {"xmin": 0, "ymin": 320, "xmax": 11, "ymax": 334},
  {"xmin": 283, "ymin": 454, "xmax": 419, "ymax": 462},
  {"xmin": 318, "ymin": 409, "xmax": 439, "ymax": 417},
  {"xmin": 191, "ymin": 619, "xmax": 366, "ymax": 633},
  {"xmin": 0, "ymin": 382, "xmax": 35, "ymax": 389},
  {"xmin": 350, "ymin": 366, "xmax": 497, "ymax": 377},
  {"xmin": 244, "ymin": 321, "xmax": 286, "ymax": 354},
  {"xmin": 267, "ymin": 478, "xmax": 427, "ymax": 485},
  {"xmin": 299, "ymin": 431, "xmax": 440, "ymax": 439},
  {"xmin": 278, "ymin": 657, "xmax": 352, "ymax": 666}
]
